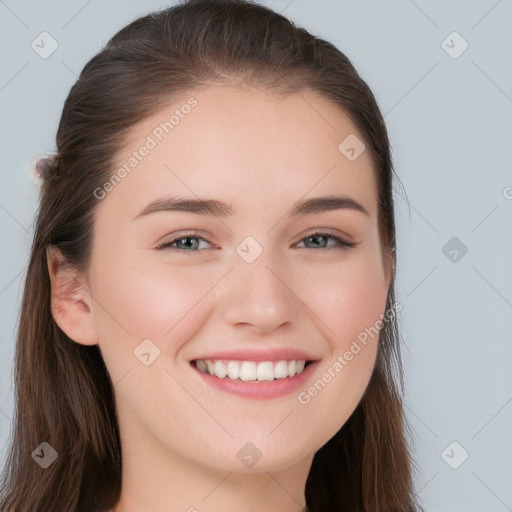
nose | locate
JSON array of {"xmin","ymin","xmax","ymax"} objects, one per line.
[{"xmin": 219, "ymin": 246, "xmax": 300, "ymax": 334}]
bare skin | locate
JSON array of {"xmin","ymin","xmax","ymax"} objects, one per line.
[{"xmin": 48, "ymin": 84, "xmax": 392, "ymax": 512}]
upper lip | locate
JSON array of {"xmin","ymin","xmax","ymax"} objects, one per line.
[{"xmin": 191, "ymin": 347, "xmax": 319, "ymax": 362}]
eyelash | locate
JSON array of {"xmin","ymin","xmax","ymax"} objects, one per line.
[{"xmin": 155, "ymin": 231, "xmax": 355, "ymax": 253}]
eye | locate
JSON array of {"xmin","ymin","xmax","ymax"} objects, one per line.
[
  {"xmin": 155, "ymin": 230, "xmax": 355, "ymax": 252},
  {"xmin": 155, "ymin": 233, "xmax": 213, "ymax": 252},
  {"xmin": 295, "ymin": 231, "xmax": 355, "ymax": 250}
]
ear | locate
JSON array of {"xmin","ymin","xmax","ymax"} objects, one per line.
[{"xmin": 46, "ymin": 246, "xmax": 99, "ymax": 346}]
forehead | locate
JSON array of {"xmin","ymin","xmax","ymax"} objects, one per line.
[{"xmin": 100, "ymin": 85, "xmax": 378, "ymax": 220}]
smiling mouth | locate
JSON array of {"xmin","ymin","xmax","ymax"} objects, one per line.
[{"xmin": 192, "ymin": 359, "xmax": 312, "ymax": 382}]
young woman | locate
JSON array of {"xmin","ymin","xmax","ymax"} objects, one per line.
[{"xmin": 0, "ymin": 1, "xmax": 421, "ymax": 510}]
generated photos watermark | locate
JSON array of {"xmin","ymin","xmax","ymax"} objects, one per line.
[{"xmin": 297, "ymin": 302, "xmax": 402, "ymax": 405}]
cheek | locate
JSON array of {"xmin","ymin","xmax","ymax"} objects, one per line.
[
  {"xmin": 89, "ymin": 254, "xmax": 223, "ymax": 368},
  {"xmin": 296, "ymin": 253, "xmax": 389, "ymax": 355},
  {"xmin": 291, "ymin": 260, "xmax": 387, "ymax": 444}
]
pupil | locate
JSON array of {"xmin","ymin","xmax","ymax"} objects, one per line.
[
  {"xmin": 309, "ymin": 235, "xmax": 326, "ymax": 248},
  {"xmin": 181, "ymin": 237, "xmax": 197, "ymax": 249}
]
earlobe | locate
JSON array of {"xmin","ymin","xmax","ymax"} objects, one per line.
[{"xmin": 46, "ymin": 246, "xmax": 99, "ymax": 346}]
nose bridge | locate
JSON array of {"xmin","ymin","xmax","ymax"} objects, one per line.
[
  {"xmin": 236, "ymin": 240, "xmax": 281, "ymax": 293},
  {"xmin": 219, "ymin": 236, "xmax": 299, "ymax": 332}
]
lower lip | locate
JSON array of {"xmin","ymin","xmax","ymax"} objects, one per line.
[{"xmin": 191, "ymin": 361, "xmax": 319, "ymax": 399}]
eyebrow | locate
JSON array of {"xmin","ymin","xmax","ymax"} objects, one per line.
[{"xmin": 132, "ymin": 194, "xmax": 370, "ymax": 220}]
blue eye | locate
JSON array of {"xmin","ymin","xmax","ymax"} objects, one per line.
[
  {"xmin": 155, "ymin": 231, "xmax": 355, "ymax": 252},
  {"xmin": 156, "ymin": 234, "xmax": 212, "ymax": 252},
  {"xmin": 297, "ymin": 232, "xmax": 355, "ymax": 250}
]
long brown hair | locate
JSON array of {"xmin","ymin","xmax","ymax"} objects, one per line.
[{"xmin": 0, "ymin": 1, "xmax": 421, "ymax": 510}]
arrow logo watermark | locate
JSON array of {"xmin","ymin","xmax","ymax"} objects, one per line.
[
  {"xmin": 442, "ymin": 236, "xmax": 468, "ymax": 263},
  {"xmin": 31, "ymin": 442, "xmax": 59, "ymax": 469},
  {"xmin": 134, "ymin": 338, "xmax": 161, "ymax": 366},
  {"xmin": 236, "ymin": 442, "xmax": 263, "ymax": 468},
  {"xmin": 338, "ymin": 133, "xmax": 366, "ymax": 162}
]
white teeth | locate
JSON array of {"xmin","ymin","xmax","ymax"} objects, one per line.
[
  {"xmin": 256, "ymin": 361, "xmax": 274, "ymax": 381},
  {"xmin": 227, "ymin": 361, "xmax": 240, "ymax": 380},
  {"xmin": 214, "ymin": 360, "xmax": 227, "ymax": 379},
  {"xmin": 274, "ymin": 360, "xmax": 288, "ymax": 379},
  {"xmin": 239, "ymin": 361, "xmax": 257, "ymax": 381},
  {"xmin": 195, "ymin": 359, "xmax": 308, "ymax": 381}
]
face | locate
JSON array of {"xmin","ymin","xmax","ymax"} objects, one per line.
[{"xmin": 84, "ymin": 85, "xmax": 392, "ymax": 475}]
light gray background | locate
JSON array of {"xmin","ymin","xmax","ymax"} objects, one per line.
[{"xmin": 1, "ymin": 1, "xmax": 511, "ymax": 511}]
